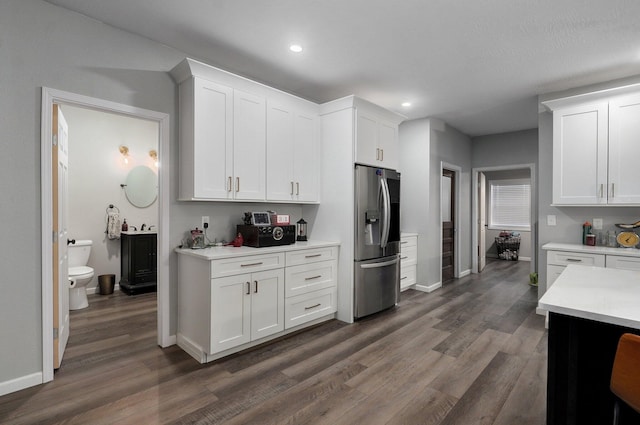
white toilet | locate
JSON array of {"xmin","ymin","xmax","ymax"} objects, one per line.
[{"xmin": 68, "ymin": 239, "xmax": 94, "ymax": 310}]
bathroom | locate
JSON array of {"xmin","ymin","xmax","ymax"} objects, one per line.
[{"xmin": 63, "ymin": 104, "xmax": 159, "ymax": 301}]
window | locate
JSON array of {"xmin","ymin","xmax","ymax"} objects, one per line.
[{"xmin": 489, "ymin": 179, "xmax": 531, "ymax": 230}]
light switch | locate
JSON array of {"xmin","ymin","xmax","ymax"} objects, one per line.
[
  {"xmin": 547, "ymin": 215, "xmax": 556, "ymax": 226},
  {"xmin": 593, "ymin": 218, "xmax": 603, "ymax": 230}
]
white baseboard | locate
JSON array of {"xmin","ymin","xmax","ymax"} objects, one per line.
[
  {"xmin": 0, "ymin": 372, "xmax": 42, "ymax": 397},
  {"xmin": 87, "ymin": 283, "xmax": 121, "ymax": 295},
  {"xmin": 415, "ymin": 282, "xmax": 442, "ymax": 293},
  {"xmin": 459, "ymin": 269, "xmax": 471, "ymax": 278},
  {"xmin": 536, "ymin": 307, "xmax": 546, "ymax": 316}
]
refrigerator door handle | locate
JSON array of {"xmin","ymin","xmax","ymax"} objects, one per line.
[
  {"xmin": 380, "ymin": 177, "xmax": 390, "ymax": 248},
  {"xmin": 360, "ymin": 257, "xmax": 399, "ymax": 269}
]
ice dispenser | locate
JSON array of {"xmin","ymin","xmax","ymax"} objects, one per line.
[{"xmin": 364, "ymin": 210, "xmax": 380, "ymax": 245}]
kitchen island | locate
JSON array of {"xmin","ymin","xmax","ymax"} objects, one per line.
[{"xmin": 538, "ymin": 264, "xmax": 640, "ymax": 424}]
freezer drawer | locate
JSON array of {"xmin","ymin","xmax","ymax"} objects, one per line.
[{"xmin": 354, "ymin": 255, "xmax": 400, "ymax": 319}]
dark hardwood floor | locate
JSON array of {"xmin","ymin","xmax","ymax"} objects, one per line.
[{"xmin": 0, "ymin": 259, "xmax": 547, "ymax": 424}]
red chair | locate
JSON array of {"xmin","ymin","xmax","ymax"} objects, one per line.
[{"xmin": 611, "ymin": 333, "xmax": 640, "ymax": 424}]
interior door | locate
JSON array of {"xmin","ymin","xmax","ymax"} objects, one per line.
[
  {"xmin": 442, "ymin": 169, "xmax": 455, "ymax": 283},
  {"xmin": 53, "ymin": 104, "xmax": 70, "ymax": 368},
  {"xmin": 479, "ymin": 172, "xmax": 487, "ymax": 272}
]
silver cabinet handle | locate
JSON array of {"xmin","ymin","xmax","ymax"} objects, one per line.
[
  {"xmin": 611, "ymin": 183, "xmax": 615, "ymax": 198},
  {"xmin": 376, "ymin": 148, "xmax": 380, "ymax": 160},
  {"xmin": 228, "ymin": 176, "xmax": 232, "ymax": 192},
  {"xmin": 305, "ymin": 253, "xmax": 322, "ymax": 258},
  {"xmin": 254, "ymin": 280, "xmax": 258, "ymax": 293},
  {"xmin": 566, "ymin": 258, "xmax": 582, "ymax": 262},
  {"xmin": 296, "ymin": 182, "xmax": 300, "ymax": 195},
  {"xmin": 246, "ymin": 282, "xmax": 250, "ymax": 295},
  {"xmin": 305, "ymin": 275, "xmax": 322, "ymax": 281},
  {"xmin": 304, "ymin": 303, "xmax": 321, "ymax": 310},
  {"xmin": 236, "ymin": 177, "xmax": 240, "ymax": 192},
  {"xmin": 401, "ymin": 241, "xmax": 408, "ymax": 244},
  {"xmin": 241, "ymin": 262, "xmax": 263, "ymax": 267},
  {"xmin": 401, "ymin": 256, "xmax": 408, "ymax": 260},
  {"xmin": 599, "ymin": 183, "xmax": 604, "ymax": 198},
  {"xmin": 380, "ymin": 149, "xmax": 384, "ymax": 161},
  {"xmin": 291, "ymin": 181, "xmax": 294, "ymax": 195},
  {"xmin": 401, "ymin": 276, "xmax": 408, "ymax": 280}
]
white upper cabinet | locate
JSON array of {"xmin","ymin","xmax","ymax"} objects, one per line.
[
  {"xmin": 608, "ymin": 93, "xmax": 640, "ymax": 204},
  {"xmin": 171, "ymin": 58, "xmax": 319, "ymax": 203},
  {"xmin": 356, "ymin": 109, "xmax": 399, "ymax": 169},
  {"xmin": 266, "ymin": 100, "xmax": 319, "ymax": 202},
  {"xmin": 544, "ymin": 86, "xmax": 640, "ymax": 206},
  {"xmin": 233, "ymin": 90, "xmax": 266, "ymax": 201}
]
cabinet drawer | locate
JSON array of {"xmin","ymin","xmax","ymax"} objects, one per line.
[
  {"xmin": 400, "ymin": 235, "xmax": 417, "ymax": 248},
  {"xmin": 400, "ymin": 265, "xmax": 416, "ymax": 290},
  {"xmin": 546, "ymin": 264, "xmax": 566, "ymax": 289},
  {"xmin": 285, "ymin": 287, "xmax": 337, "ymax": 329},
  {"xmin": 285, "ymin": 246, "xmax": 338, "ymax": 267},
  {"xmin": 400, "ymin": 245, "xmax": 417, "ymax": 266},
  {"xmin": 606, "ymin": 255, "xmax": 640, "ymax": 271},
  {"xmin": 285, "ymin": 260, "xmax": 337, "ymax": 297},
  {"xmin": 546, "ymin": 250, "xmax": 605, "ymax": 267},
  {"xmin": 211, "ymin": 253, "xmax": 285, "ymax": 278}
]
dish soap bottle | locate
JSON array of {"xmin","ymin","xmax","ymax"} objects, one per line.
[{"xmin": 122, "ymin": 219, "xmax": 128, "ymax": 232}]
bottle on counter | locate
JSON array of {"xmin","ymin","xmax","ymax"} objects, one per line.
[{"xmin": 122, "ymin": 219, "xmax": 128, "ymax": 232}]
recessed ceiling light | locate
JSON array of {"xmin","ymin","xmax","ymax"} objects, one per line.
[
  {"xmin": 289, "ymin": 44, "xmax": 303, "ymax": 53},
  {"xmin": 401, "ymin": 102, "xmax": 412, "ymax": 107}
]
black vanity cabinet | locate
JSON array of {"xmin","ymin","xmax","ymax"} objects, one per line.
[{"xmin": 120, "ymin": 232, "xmax": 157, "ymax": 295}]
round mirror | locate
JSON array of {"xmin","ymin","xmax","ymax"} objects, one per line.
[{"xmin": 124, "ymin": 166, "xmax": 157, "ymax": 208}]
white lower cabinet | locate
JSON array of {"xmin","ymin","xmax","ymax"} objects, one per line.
[
  {"xmin": 400, "ymin": 234, "xmax": 418, "ymax": 291},
  {"xmin": 546, "ymin": 250, "xmax": 605, "ymax": 289},
  {"xmin": 210, "ymin": 269, "xmax": 284, "ymax": 353},
  {"xmin": 605, "ymin": 255, "xmax": 640, "ymax": 271},
  {"xmin": 177, "ymin": 243, "xmax": 339, "ymax": 363}
]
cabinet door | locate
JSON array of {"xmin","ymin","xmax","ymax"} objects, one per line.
[
  {"xmin": 293, "ymin": 111, "xmax": 319, "ymax": 202},
  {"xmin": 605, "ymin": 255, "xmax": 640, "ymax": 271},
  {"xmin": 378, "ymin": 119, "xmax": 398, "ymax": 170},
  {"xmin": 266, "ymin": 101, "xmax": 295, "ymax": 201},
  {"xmin": 608, "ymin": 93, "xmax": 640, "ymax": 204},
  {"xmin": 355, "ymin": 111, "xmax": 379, "ymax": 166},
  {"xmin": 192, "ymin": 77, "xmax": 233, "ymax": 199},
  {"xmin": 250, "ymin": 269, "xmax": 284, "ymax": 340},
  {"xmin": 211, "ymin": 274, "xmax": 251, "ymax": 353},
  {"xmin": 552, "ymin": 103, "xmax": 608, "ymax": 205},
  {"xmin": 233, "ymin": 90, "xmax": 266, "ymax": 200}
]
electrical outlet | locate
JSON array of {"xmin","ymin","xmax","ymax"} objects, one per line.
[
  {"xmin": 593, "ymin": 218, "xmax": 603, "ymax": 230},
  {"xmin": 547, "ymin": 215, "xmax": 556, "ymax": 226},
  {"xmin": 202, "ymin": 216, "xmax": 209, "ymax": 229}
]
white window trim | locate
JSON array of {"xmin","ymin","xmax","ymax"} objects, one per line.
[{"xmin": 488, "ymin": 178, "xmax": 531, "ymax": 231}]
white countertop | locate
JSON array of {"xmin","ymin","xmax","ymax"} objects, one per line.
[
  {"xmin": 538, "ymin": 264, "xmax": 640, "ymax": 329},
  {"xmin": 542, "ymin": 242, "xmax": 640, "ymax": 257},
  {"xmin": 121, "ymin": 230, "xmax": 157, "ymax": 235},
  {"xmin": 175, "ymin": 240, "xmax": 340, "ymax": 260}
]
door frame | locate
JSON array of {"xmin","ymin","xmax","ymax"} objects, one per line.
[
  {"xmin": 440, "ymin": 162, "xmax": 461, "ymax": 284},
  {"xmin": 471, "ymin": 163, "xmax": 537, "ymax": 274},
  {"xmin": 41, "ymin": 87, "xmax": 171, "ymax": 383}
]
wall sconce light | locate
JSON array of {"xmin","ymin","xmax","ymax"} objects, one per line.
[
  {"xmin": 119, "ymin": 145, "xmax": 129, "ymax": 164},
  {"xmin": 149, "ymin": 149, "xmax": 159, "ymax": 167}
]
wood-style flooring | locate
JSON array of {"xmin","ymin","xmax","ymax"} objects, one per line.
[{"xmin": 0, "ymin": 259, "xmax": 547, "ymax": 424}]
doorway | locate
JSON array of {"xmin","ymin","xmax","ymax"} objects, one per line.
[
  {"xmin": 440, "ymin": 162, "xmax": 461, "ymax": 285},
  {"xmin": 471, "ymin": 164, "xmax": 537, "ymax": 276},
  {"xmin": 41, "ymin": 87, "xmax": 171, "ymax": 383}
]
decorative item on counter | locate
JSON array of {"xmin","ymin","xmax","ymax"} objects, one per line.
[
  {"xmin": 615, "ymin": 220, "xmax": 640, "ymax": 229},
  {"xmin": 616, "ymin": 231, "xmax": 640, "ymax": 248},
  {"xmin": 226, "ymin": 233, "xmax": 244, "ymax": 247},
  {"xmin": 586, "ymin": 233, "xmax": 596, "ymax": 246},
  {"xmin": 608, "ymin": 230, "xmax": 618, "ymax": 247},
  {"xmin": 190, "ymin": 228, "xmax": 205, "ymax": 249},
  {"xmin": 122, "ymin": 219, "xmax": 128, "ymax": 232},
  {"xmin": 296, "ymin": 218, "xmax": 308, "ymax": 241},
  {"xmin": 582, "ymin": 221, "xmax": 592, "ymax": 245}
]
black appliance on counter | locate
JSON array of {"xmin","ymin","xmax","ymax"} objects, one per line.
[{"xmin": 237, "ymin": 224, "xmax": 296, "ymax": 247}]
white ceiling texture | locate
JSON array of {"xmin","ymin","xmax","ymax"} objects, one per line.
[{"xmin": 46, "ymin": 0, "xmax": 640, "ymax": 136}]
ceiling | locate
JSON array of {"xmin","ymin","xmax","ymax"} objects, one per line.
[{"xmin": 46, "ymin": 0, "xmax": 640, "ymax": 136}]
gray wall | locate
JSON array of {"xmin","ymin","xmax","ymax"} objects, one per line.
[
  {"xmin": 471, "ymin": 129, "xmax": 538, "ymax": 168},
  {"xmin": 537, "ymin": 75, "xmax": 640, "ymax": 298},
  {"xmin": 399, "ymin": 118, "xmax": 472, "ymax": 288},
  {"xmin": 0, "ymin": 0, "xmax": 306, "ymax": 391}
]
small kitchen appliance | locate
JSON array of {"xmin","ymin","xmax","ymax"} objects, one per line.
[{"xmin": 237, "ymin": 224, "xmax": 296, "ymax": 247}]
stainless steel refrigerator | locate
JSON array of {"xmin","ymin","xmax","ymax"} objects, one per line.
[{"xmin": 354, "ymin": 164, "xmax": 401, "ymax": 319}]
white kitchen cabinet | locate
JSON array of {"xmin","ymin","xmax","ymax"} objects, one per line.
[
  {"xmin": 605, "ymin": 255, "xmax": 640, "ymax": 271},
  {"xmin": 356, "ymin": 110, "xmax": 399, "ymax": 169},
  {"xmin": 266, "ymin": 100, "xmax": 319, "ymax": 202},
  {"xmin": 400, "ymin": 234, "xmax": 418, "ymax": 291},
  {"xmin": 545, "ymin": 249, "xmax": 605, "ymax": 288},
  {"xmin": 171, "ymin": 58, "xmax": 320, "ymax": 203},
  {"xmin": 544, "ymin": 89, "xmax": 640, "ymax": 205}
]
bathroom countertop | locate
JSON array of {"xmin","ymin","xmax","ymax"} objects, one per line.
[{"xmin": 121, "ymin": 230, "xmax": 157, "ymax": 235}]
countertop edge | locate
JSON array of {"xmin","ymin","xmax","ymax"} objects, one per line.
[
  {"xmin": 175, "ymin": 240, "xmax": 340, "ymax": 260},
  {"xmin": 542, "ymin": 242, "xmax": 640, "ymax": 258}
]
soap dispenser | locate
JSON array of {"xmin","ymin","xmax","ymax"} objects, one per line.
[{"xmin": 122, "ymin": 219, "xmax": 128, "ymax": 232}]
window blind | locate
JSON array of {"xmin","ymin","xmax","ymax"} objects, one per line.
[{"xmin": 489, "ymin": 179, "xmax": 530, "ymax": 230}]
